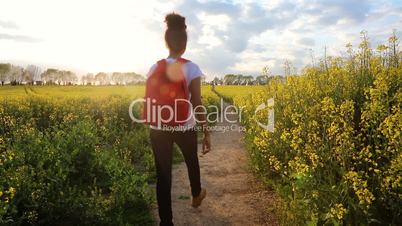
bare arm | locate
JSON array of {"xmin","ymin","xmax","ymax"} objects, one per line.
[{"xmin": 189, "ymin": 77, "xmax": 211, "ymax": 154}]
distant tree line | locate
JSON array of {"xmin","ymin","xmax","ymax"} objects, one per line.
[
  {"xmin": 211, "ymin": 62, "xmax": 292, "ymax": 86},
  {"xmin": 3, "ymin": 30, "xmax": 399, "ymax": 87},
  {"xmin": 80, "ymin": 72, "xmax": 144, "ymax": 85},
  {"xmin": 212, "ymin": 30, "xmax": 401, "ymax": 86},
  {"xmin": 0, "ymin": 64, "xmax": 145, "ymax": 86},
  {"xmin": 0, "ymin": 64, "xmax": 42, "ymax": 86}
]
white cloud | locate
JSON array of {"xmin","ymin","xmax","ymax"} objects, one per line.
[{"xmin": 0, "ymin": 0, "xmax": 401, "ymax": 78}]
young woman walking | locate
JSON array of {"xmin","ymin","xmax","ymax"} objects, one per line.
[{"xmin": 144, "ymin": 13, "xmax": 211, "ymax": 226}]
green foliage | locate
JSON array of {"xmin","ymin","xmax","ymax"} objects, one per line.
[
  {"xmin": 0, "ymin": 85, "xmax": 220, "ymax": 225},
  {"xmin": 0, "ymin": 94, "xmax": 154, "ymax": 225},
  {"xmin": 217, "ymin": 33, "xmax": 402, "ymax": 225},
  {"xmin": 0, "ymin": 64, "xmax": 11, "ymax": 84}
]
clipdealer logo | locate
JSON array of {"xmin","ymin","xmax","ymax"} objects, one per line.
[
  {"xmin": 128, "ymin": 97, "xmax": 274, "ymax": 132},
  {"xmin": 254, "ymin": 98, "xmax": 275, "ymax": 132}
]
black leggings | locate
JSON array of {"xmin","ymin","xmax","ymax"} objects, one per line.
[{"xmin": 150, "ymin": 128, "xmax": 201, "ymax": 226}]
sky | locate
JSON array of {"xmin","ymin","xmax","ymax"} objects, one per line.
[{"xmin": 0, "ymin": 0, "xmax": 401, "ymax": 79}]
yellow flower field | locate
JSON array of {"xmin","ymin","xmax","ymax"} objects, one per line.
[
  {"xmin": 0, "ymin": 85, "xmax": 219, "ymax": 225},
  {"xmin": 215, "ymin": 37, "xmax": 402, "ymax": 225}
]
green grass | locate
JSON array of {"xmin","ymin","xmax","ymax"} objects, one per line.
[
  {"xmin": 0, "ymin": 85, "xmax": 214, "ymax": 99},
  {"xmin": 214, "ymin": 85, "xmax": 264, "ymax": 102},
  {"xmin": 0, "ymin": 85, "xmax": 145, "ymax": 99}
]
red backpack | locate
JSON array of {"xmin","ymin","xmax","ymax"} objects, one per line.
[{"xmin": 143, "ymin": 58, "xmax": 191, "ymax": 127}]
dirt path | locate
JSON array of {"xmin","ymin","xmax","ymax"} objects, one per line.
[{"xmin": 152, "ymin": 110, "xmax": 278, "ymax": 226}]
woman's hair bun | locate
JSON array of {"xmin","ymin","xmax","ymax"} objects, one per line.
[{"xmin": 165, "ymin": 13, "xmax": 186, "ymax": 31}]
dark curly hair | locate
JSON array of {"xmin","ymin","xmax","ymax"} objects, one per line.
[{"xmin": 165, "ymin": 13, "xmax": 187, "ymax": 55}]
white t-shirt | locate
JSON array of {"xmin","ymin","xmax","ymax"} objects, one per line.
[{"xmin": 146, "ymin": 57, "xmax": 204, "ymax": 130}]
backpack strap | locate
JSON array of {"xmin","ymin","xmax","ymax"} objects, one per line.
[
  {"xmin": 176, "ymin": 58, "xmax": 190, "ymax": 64},
  {"xmin": 154, "ymin": 58, "xmax": 189, "ymax": 73},
  {"xmin": 154, "ymin": 59, "xmax": 167, "ymax": 75}
]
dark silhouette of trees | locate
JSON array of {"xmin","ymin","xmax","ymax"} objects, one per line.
[{"xmin": 0, "ymin": 63, "xmax": 11, "ymax": 85}]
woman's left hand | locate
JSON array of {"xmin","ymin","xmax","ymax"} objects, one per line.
[{"xmin": 202, "ymin": 132, "xmax": 211, "ymax": 155}]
